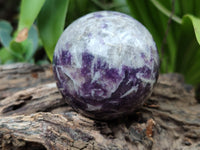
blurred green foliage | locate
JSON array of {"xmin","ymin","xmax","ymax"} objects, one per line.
[{"xmin": 0, "ymin": 0, "xmax": 200, "ymax": 87}]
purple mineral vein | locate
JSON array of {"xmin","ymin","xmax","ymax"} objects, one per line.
[
  {"xmin": 60, "ymin": 50, "xmax": 72, "ymax": 66},
  {"xmin": 81, "ymin": 52, "xmax": 94, "ymax": 76}
]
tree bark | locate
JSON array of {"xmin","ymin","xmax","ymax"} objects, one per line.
[{"xmin": 0, "ymin": 63, "xmax": 200, "ymax": 150}]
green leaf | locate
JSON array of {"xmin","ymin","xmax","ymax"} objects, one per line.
[
  {"xmin": 0, "ymin": 20, "xmax": 13, "ymax": 47},
  {"xmin": 28, "ymin": 25, "xmax": 38, "ymax": 52},
  {"xmin": 182, "ymin": 14, "xmax": 200, "ymax": 45},
  {"xmin": 9, "ymin": 40, "xmax": 34, "ymax": 62},
  {"xmin": 7, "ymin": 25, "xmax": 38, "ymax": 62},
  {"xmin": 22, "ymin": 39, "xmax": 34, "ymax": 61},
  {"xmin": 10, "ymin": 41, "xmax": 24, "ymax": 54},
  {"xmin": 37, "ymin": 0, "xmax": 70, "ymax": 62},
  {"xmin": 18, "ymin": 0, "xmax": 45, "ymax": 31},
  {"xmin": 175, "ymin": 14, "xmax": 200, "ymax": 86},
  {"xmin": 0, "ymin": 48, "xmax": 15, "ymax": 64}
]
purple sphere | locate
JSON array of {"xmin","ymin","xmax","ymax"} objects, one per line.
[{"xmin": 53, "ymin": 11, "xmax": 159, "ymax": 120}]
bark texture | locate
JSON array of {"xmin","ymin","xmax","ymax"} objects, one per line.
[{"xmin": 0, "ymin": 63, "xmax": 200, "ymax": 150}]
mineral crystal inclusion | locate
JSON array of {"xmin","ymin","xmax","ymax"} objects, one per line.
[{"xmin": 53, "ymin": 11, "xmax": 159, "ymax": 120}]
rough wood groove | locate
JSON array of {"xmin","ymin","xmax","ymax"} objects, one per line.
[{"xmin": 0, "ymin": 63, "xmax": 200, "ymax": 150}]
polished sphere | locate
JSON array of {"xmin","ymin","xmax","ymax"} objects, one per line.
[{"xmin": 53, "ymin": 11, "xmax": 159, "ymax": 120}]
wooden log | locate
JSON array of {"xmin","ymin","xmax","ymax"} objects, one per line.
[
  {"xmin": 0, "ymin": 63, "xmax": 54, "ymax": 100},
  {"xmin": 0, "ymin": 63, "xmax": 200, "ymax": 150}
]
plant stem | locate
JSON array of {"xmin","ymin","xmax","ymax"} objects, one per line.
[{"xmin": 150, "ymin": 0, "xmax": 182, "ymax": 24}]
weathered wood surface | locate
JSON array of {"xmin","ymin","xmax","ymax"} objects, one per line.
[{"xmin": 0, "ymin": 63, "xmax": 200, "ymax": 150}]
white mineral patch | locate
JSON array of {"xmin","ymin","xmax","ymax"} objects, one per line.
[
  {"xmin": 55, "ymin": 11, "xmax": 158, "ymax": 70},
  {"xmin": 136, "ymin": 72, "xmax": 156, "ymax": 86},
  {"xmin": 91, "ymin": 71, "xmax": 101, "ymax": 83},
  {"xmin": 62, "ymin": 67, "xmax": 85, "ymax": 92},
  {"xmin": 86, "ymin": 104, "xmax": 102, "ymax": 111},
  {"xmin": 120, "ymin": 85, "xmax": 139, "ymax": 98}
]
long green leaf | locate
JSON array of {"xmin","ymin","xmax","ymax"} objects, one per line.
[
  {"xmin": 182, "ymin": 14, "xmax": 200, "ymax": 45},
  {"xmin": 18, "ymin": 0, "xmax": 45, "ymax": 31},
  {"xmin": 37, "ymin": 0, "xmax": 70, "ymax": 61}
]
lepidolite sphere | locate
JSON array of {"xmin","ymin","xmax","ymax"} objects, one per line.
[{"xmin": 53, "ymin": 11, "xmax": 159, "ymax": 120}]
